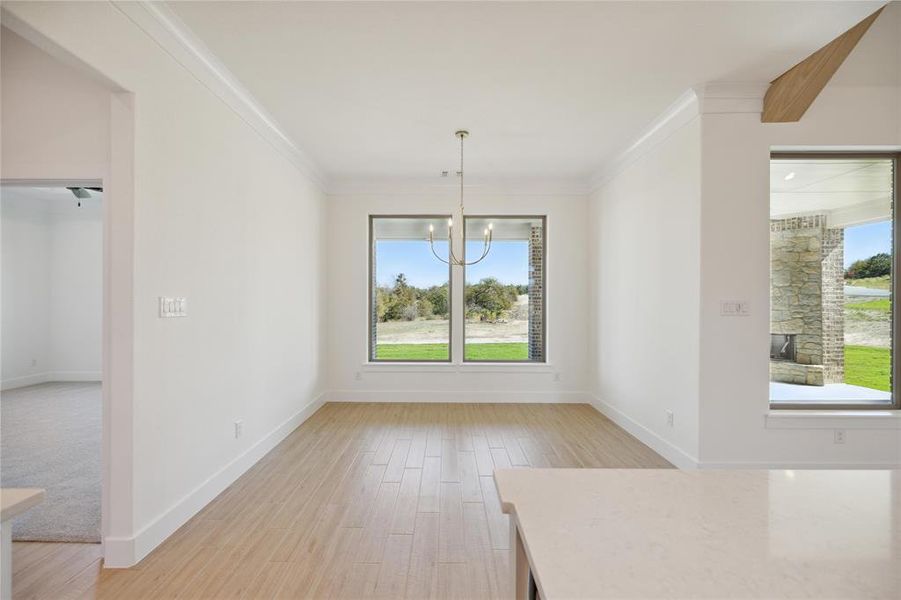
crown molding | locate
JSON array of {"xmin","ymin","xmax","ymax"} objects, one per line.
[
  {"xmin": 589, "ymin": 82, "xmax": 769, "ymax": 192},
  {"xmin": 589, "ymin": 89, "xmax": 700, "ymax": 192},
  {"xmin": 328, "ymin": 176, "xmax": 591, "ymax": 197},
  {"xmin": 111, "ymin": 1, "xmax": 328, "ymax": 191},
  {"xmin": 694, "ymin": 81, "xmax": 769, "ymax": 114}
]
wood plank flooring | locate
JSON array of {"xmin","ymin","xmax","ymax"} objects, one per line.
[{"xmin": 12, "ymin": 402, "xmax": 671, "ymax": 599}]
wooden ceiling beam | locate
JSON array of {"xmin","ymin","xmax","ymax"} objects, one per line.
[{"xmin": 762, "ymin": 6, "xmax": 885, "ymax": 123}]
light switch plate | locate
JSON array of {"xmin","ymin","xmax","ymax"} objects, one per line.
[
  {"xmin": 159, "ymin": 296, "xmax": 187, "ymax": 318},
  {"xmin": 720, "ymin": 300, "xmax": 750, "ymax": 317}
]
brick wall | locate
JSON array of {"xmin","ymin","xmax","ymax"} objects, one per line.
[
  {"xmin": 821, "ymin": 227, "xmax": 845, "ymax": 383},
  {"xmin": 370, "ymin": 238, "xmax": 378, "ymax": 360},
  {"xmin": 528, "ymin": 225, "xmax": 544, "ymax": 361}
]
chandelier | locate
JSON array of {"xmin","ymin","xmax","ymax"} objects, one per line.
[{"xmin": 428, "ymin": 130, "xmax": 493, "ymax": 266}]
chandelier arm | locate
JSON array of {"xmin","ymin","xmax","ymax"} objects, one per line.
[
  {"xmin": 462, "ymin": 232, "xmax": 492, "ymax": 266},
  {"xmin": 448, "ymin": 243, "xmax": 464, "ymax": 266},
  {"xmin": 447, "ymin": 224, "xmax": 463, "ymax": 266},
  {"xmin": 428, "ymin": 231, "xmax": 451, "ymax": 265}
]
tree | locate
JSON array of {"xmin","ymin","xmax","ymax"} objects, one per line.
[
  {"xmin": 465, "ymin": 277, "xmax": 516, "ymax": 321},
  {"xmin": 846, "ymin": 253, "xmax": 892, "ymax": 280},
  {"xmin": 383, "ymin": 273, "xmax": 416, "ymax": 321},
  {"xmin": 375, "ymin": 286, "xmax": 390, "ymax": 322},
  {"xmin": 423, "ymin": 284, "xmax": 449, "ymax": 317}
]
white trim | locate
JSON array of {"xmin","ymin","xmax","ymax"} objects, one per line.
[
  {"xmin": 589, "ymin": 89, "xmax": 700, "ymax": 192},
  {"xmin": 103, "ymin": 391, "xmax": 326, "ymax": 568},
  {"xmin": 110, "ymin": 1, "xmax": 327, "ymax": 191},
  {"xmin": 329, "ymin": 177, "xmax": 590, "ymax": 197},
  {"xmin": 1, "ymin": 371, "xmax": 102, "ymax": 391},
  {"xmin": 589, "ymin": 82, "xmax": 770, "ymax": 193},
  {"xmin": 327, "ymin": 389, "xmax": 591, "ymax": 404},
  {"xmin": 765, "ymin": 410, "xmax": 901, "ymax": 430},
  {"xmin": 589, "ymin": 396, "xmax": 699, "ymax": 470},
  {"xmin": 693, "ymin": 81, "xmax": 768, "ymax": 115},
  {"xmin": 697, "ymin": 460, "xmax": 901, "ymax": 469},
  {"xmin": 0, "ymin": 178, "xmax": 102, "ymax": 188},
  {"xmin": 360, "ymin": 362, "xmax": 556, "ymax": 374}
]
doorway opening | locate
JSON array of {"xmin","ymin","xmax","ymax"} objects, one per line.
[{"xmin": 1, "ymin": 183, "xmax": 103, "ymax": 543}]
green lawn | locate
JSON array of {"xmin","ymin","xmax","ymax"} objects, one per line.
[
  {"xmin": 845, "ymin": 298, "xmax": 891, "ymax": 313},
  {"xmin": 375, "ymin": 342, "xmax": 528, "ymax": 361},
  {"xmin": 375, "ymin": 343, "xmax": 449, "ymax": 360},
  {"xmin": 465, "ymin": 343, "xmax": 528, "ymax": 360},
  {"xmin": 844, "ymin": 345, "xmax": 892, "ymax": 392}
]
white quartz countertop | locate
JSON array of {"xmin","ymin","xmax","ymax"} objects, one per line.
[
  {"xmin": 494, "ymin": 469, "xmax": 900, "ymax": 599},
  {"xmin": 1, "ymin": 488, "xmax": 44, "ymax": 522}
]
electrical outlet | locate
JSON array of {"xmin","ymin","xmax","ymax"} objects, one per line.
[
  {"xmin": 31, "ymin": 359, "xmax": 37, "ymax": 367},
  {"xmin": 355, "ymin": 371, "xmax": 362, "ymax": 381},
  {"xmin": 665, "ymin": 409, "xmax": 674, "ymax": 427},
  {"xmin": 834, "ymin": 429, "xmax": 845, "ymax": 444},
  {"xmin": 234, "ymin": 420, "xmax": 243, "ymax": 439},
  {"xmin": 554, "ymin": 372, "xmax": 561, "ymax": 382}
]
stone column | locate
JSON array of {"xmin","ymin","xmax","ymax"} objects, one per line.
[
  {"xmin": 769, "ymin": 214, "xmax": 844, "ymax": 386},
  {"xmin": 528, "ymin": 225, "xmax": 544, "ymax": 361}
]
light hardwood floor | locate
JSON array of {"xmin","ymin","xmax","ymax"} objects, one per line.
[{"xmin": 12, "ymin": 402, "xmax": 670, "ymax": 599}]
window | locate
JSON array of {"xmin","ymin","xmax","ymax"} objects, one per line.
[
  {"xmin": 769, "ymin": 155, "xmax": 898, "ymax": 409},
  {"xmin": 369, "ymin": 216, "xmax": 451, "ymax": 362},
  {"xmin": 464, "ymin": 216, "xmax": 545, "ymax": 362}
]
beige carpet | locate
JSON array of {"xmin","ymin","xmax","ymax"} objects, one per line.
[{"xmin": 0, "ymin": 382, "xmax": 101, "ymax": 542}]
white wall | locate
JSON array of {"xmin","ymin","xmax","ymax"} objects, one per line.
[
  {"xmin": 1, "ymin": 195, "xmax": 51, "ymax": 388},
  {"xmin": 0, "ymin": 27, "xmax": 110, "ymax": 180},
  {"xmin": 327, "ymin": 189, "xmax": 590, "ymax": 402},
  {"xmin": 588, "ymin": 2, "xmax": 900, "ymax": 468},
  {"xmin": 49, "ymin": 198, "xmax": 103, "ymax": 380},
  {"xmin": 697, "ymin": 2, "xmax": 901, "ymax": 467},
  {"xmin": 2, "ymin": 2, "xmax": 328, "ymax": 566},
  {"xmin": 1, "ymin": 189, "xmax": 103, "ymax": 389},
  {"xmin": 588, "ymin": 116, "xmax": 702, "ymax": 468}
]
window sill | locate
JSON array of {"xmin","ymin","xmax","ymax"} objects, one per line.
[
  {"xmin": 361, "ymin": 362, "xmax": 555, "ymax": 374},
  {"xmin": 765, "ymin": 410, "xmax": 901, "ymax": 430}
]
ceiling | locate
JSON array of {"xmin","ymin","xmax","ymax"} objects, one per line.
[
  {"xmin": 167, "ymin": 1, "xmax": 886, "ymax": 184},
  {"xmin": 1, "ymin": 186, "xmax": 103, "ymax": 216},
  {"xmin": 770, "ymin": 159, "xmax": 893, "ymax": 224}
]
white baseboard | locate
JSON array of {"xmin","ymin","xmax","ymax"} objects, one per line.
[
  {"xmin": 1, "ymin": 371, "xmax": 102, "ymax": 391},
  {"xmin": 589, "ymin": 395, "xmax": 699, "ymax": 470},
  {"xmin": 103, "ymin": 391, "xmax": 326, "ymax": 568},
  {"xmin": 326, "ymin": 389, "xmax": 593, "ymax": 404},
  {"xmin": 696, "ymin": 460, "xmax": 901, "ymax": 469}
]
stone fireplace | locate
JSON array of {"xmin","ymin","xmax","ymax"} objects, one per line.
[
  {"xmin": 770, "ymin": 215, "xmax": 844, "ymax": 386},
  {"xmin": 770, "ymin": 333, "xmax": 797, "ymax": 362}
]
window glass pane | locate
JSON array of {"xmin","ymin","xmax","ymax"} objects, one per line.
[
  {"xmin": 769, "ymin": 158, "xmax": 894, "ymax": 406},
  {"xmin": 464, "ymin": 216, "xmax": 544, "ymax": 362},
  {"xmin": 371, "ymin": 217, "xmax": 450, "ymax": 361}
]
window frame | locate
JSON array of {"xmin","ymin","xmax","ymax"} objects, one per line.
[
  {"xmin": 368, "ymin": 214, "xmax": 454, "ymax": 363},
  {"xmin": 462, "ymin": 214, "xmax": 547, "ymax": 364},
  {"xmin": 768, "ymin": 152, "xmax": 899, "ymax": 411}
]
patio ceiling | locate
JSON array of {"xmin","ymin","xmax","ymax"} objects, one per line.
[{"xmin": 770, "ymin": 158, "xmax": 894, "ymax": 227}]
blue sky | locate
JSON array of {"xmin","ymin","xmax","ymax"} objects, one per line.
[
  {"xmin": 376, "ymin": 240, "xmax": 528, "ymax": 288},
  {"xmin": 844, "ymin": 221, "xmax": 892, "ymax": 268}
]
